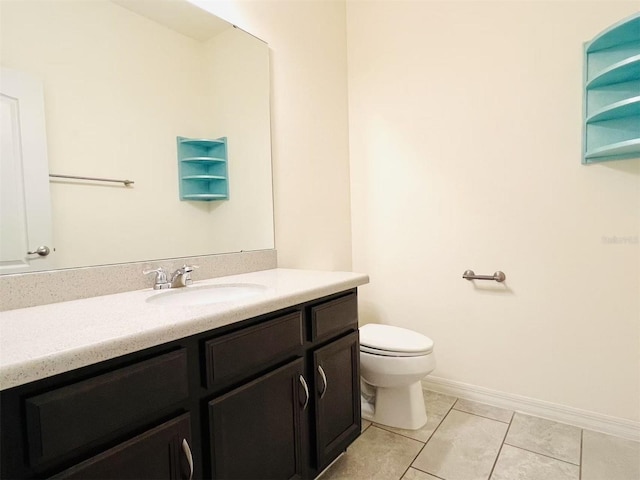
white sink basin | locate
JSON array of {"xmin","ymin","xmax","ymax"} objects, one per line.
[{"xmin": 146, "ymin": 283, "xmax": 267, "ymax": 307}]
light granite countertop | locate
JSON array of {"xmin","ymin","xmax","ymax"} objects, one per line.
[{"xmin": 0, "ymin": 268, "xmax": 369, "ymax": 391}]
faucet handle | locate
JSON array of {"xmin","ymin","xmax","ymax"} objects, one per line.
[
  {"xmin": 171, "ymin": 264, "xmax": 199, "ymax": 288},
  {"xmin": 143, "ymin": 267, "xmax": 170, "ymax": 289},
  {"xmin": 178, "ymin": 264, "xmax": 199, "ymax": 280},
  {"xmin": 144, "ymin": 267, "xmax": 168, "ymax": 281},
  {"xmin": 181, "ymin": 264, "xmax": 198, "ymax": 284}
]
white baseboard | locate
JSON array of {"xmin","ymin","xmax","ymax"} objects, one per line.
[{"xmin": 422, "ymin": 376, "xmax": 640, "ymax": 442}]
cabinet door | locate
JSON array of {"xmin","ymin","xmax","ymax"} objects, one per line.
[
  {"xmin": 50, "ymin": 414, "xmax": 193, "ymax": 480},
  {"xmin": 209, "ymin": 358, "xmax": 306, "ymax": 480},
  {"xmin": 313, "ymin": 331, "xmax": 361, "ymax": 470}
]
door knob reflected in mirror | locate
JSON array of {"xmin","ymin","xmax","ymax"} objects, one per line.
[{"xmin": 27, "ymin": 246, "xmax": 50, "ymax": 256}]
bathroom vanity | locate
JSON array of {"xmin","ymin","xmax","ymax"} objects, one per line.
[{"xmin": 0, "ymin": 269, "xmax": 368, "ymax": 479}]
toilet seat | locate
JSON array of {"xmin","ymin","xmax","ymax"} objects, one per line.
[{"xmin": 359, "ymin": 324, "xmax": 433, "ymax": 357}]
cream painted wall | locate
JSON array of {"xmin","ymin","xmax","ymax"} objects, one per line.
[
  {"xmin": 202, "ymin": 28, "xmax": 274, "ymax": 254},
  {"xmin": 347, "ymin": 1, "xmax": 639, "ymax": 421},
  {"xmin": 191, "ymin": 0, "xmax": 353, "ymax": 270}
]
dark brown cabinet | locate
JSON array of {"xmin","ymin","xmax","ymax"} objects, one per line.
[
  {"xmin": 0, "ymin": 289, "xmax": 360, "ymax": 480},
  {"xmin": 313, "ymin": 332, "xmax": 360, "ymax": 470},
  {"xmin": 204, "ymin": 311, "xmax": 303, "ymax": 390},
  {"xmin": 205, "ymin": 292, "xmax": 361, "ymax": 479},
  {"xmin": 25, "ymin": 350, "xmax": 189, "ymax": 467},
  {"xmin": 209, "ymin": 359, "xmax": 305, "ymax": 479},
  {"xmin": 50, "ymin": 414, "xmax": 193, "ymax": 480}
]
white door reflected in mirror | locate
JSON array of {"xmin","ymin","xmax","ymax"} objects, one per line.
[{"xmin": 0, "ymin": 68, "xmax": 53, "ymax": 274}]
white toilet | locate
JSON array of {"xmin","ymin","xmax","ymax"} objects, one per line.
[{"xmin": 359, "ymin": 324, "xmax": 436, "ymax": 430}]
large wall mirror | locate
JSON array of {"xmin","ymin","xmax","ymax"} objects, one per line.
[{"xmin": 0, "ymin": 0, "xmax": 274, "ymax": 274}]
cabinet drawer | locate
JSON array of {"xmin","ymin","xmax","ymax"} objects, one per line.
[
  {"xmin": 310, "ymin": 293, "xmax": 358, "ymax": 342},
  {"xmin": 50, "ymin": 413, "xmax": 192, "ymax": 480},
  {"xmin": 205, "ymin": 311, "xmax": 302, "ymax": 389},
  {"xmin": 26, "ymin": 349, "xmax": 188, "ymax": 466}
]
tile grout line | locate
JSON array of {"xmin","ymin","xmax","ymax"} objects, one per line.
[
  {"xmin": 373, "ymin": 423, "xmax": 430, "ymax": 443},
  {"xmin": 502, "ymin": 442, "xmax": 582, "ymax": 467},
  {"xmin": 362, "ymin": 424, "xmax": 424, "ymax": 480},
  {"xmin": 486, "ymin": 410, "xmax": 515, "ymax": 480},
  {"xmin": 451, "ymin": 406, "xmax": 512, "ymax": 424},
  {"xmin": 403, "ymin": 398, "xmax": 459, "ymax": 480},
  {"xmin": 361, "ymin": 421, "xmax": 372, "ymax": 434},
  {"xmin": 414, "ymin": 470, "xmax": 447, "ymax": 480}
]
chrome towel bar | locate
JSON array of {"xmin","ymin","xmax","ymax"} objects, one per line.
[
  {"xmin": 50, "ymin": 174, "xmax": 134, "ymax": 186},
  {"xmin": 463, "ymin": 270, "xmax": 506, "ymax": 282}
]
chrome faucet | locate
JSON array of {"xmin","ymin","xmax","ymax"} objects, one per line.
[
  {"xmin": 143, "ymin": 267, "xmax": 171, "ymax": 290},
  {"xmin": 144, "ymin": 265, "xmax": 198, "ymax": 290},
  {"xmin": 170, "ymin": 265, "xmax": 198, "ymax": 288}
]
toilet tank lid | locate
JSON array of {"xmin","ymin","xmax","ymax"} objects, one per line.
[{"xmin": 359, "ymin": 324, "xmax": 434, "ymax": 354}]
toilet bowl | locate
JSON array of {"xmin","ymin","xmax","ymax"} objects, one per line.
[{"xmin": 359, "ymin": 324, "xmax": 435, "ymax": 430}]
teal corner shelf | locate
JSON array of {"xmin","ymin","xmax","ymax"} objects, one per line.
[
  {"xmin": 177, "ymin": 137, "xmax": 228, "ymax": 201},
  {"xmin": 583, "ymin": 13, "xmax": 640, "ymax": 164}
]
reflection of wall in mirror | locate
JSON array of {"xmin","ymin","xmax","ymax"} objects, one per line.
[
  {"xmin": 0, "ymin": 0, "xmax": 273, "ymax": 270},
  {"xmin": 203, "ymin": 27, "xmax": 273, "ymax": 255}
]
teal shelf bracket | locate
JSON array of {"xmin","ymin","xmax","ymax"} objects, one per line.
[
  {"xmin": 582, "ymin": 13, "xmax": 640, "ymax": 164},
  {"xmin": 177, "ymin": 136, "xmax": 229, "ymax": 201}
]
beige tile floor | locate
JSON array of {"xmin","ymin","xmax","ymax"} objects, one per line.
[{"xmin": 320, "ymin": 390, "xmax": 640, "ymax": 480}]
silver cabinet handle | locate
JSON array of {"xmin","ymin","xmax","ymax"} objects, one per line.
[
  {"xmin": 318, "ymin": 365, "xmax": 328, "ymax": 399},
  {"xmin": 299, "ymin": 375, "xmax": 309, "ymax": 410},
  {"xmin": 182, "ymin": 438, "xmax": 193, "ymax": 480},
  {"xmin": 27, "ymin": 246, "xmax": 50, "ymax": 256}
]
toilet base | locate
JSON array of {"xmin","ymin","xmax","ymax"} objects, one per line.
[{"xmin": 361, "ymin": 380, "xmax": 427, "ymax": 430}]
